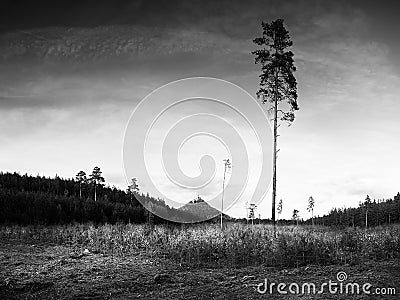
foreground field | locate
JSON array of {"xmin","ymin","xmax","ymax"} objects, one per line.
[
  {"xmin": 1, "ymin": 223, "xmax": 399, "ymax": 267},
  {"xmin": 0, "ymin": 224, "xmax": 399, "ymax": 299}
]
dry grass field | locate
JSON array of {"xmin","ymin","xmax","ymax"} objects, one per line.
[{"xmin": 0, "ymin": 224, "xmax": 399, "ymax": 299}]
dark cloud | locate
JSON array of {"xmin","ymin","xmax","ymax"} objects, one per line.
[
  {"xmin": 0, "ymin": 0, "xmax": 389, "ymax": 36},
  {"xmin": 0, "ymin": 26, "xmax": 235, "ymax": 63},
  {"xmin": 0, "ymin": 0, "xmax": 396, "ymax": 113},
  {"xmin": 1, "ymin": 0, "xmax": 398, "ymax": 65}
]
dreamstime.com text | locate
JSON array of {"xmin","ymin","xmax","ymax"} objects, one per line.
[{"xmin": 256, "ymin": 272, "xmax": 396, "ymax": 296}]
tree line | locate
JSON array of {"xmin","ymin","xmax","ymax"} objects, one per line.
[
  {"xmin": 286, "ymin": 194, "xmax": 400, "ymax": 227},
  {"xmin": 0, "ymin": 170, "xmax": 203, "ymax": 225},
  {"xmin": 308, "ymin": 194, "xmax": 400, "ymax": 227},
  {"xmin": 1, "ymin": 170, "xmax": 399, "ymax": 227}
]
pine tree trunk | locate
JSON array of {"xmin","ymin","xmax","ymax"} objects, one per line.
[
  {"xmin": 148, "ymin": 211, "xmax": 154, "ymax": 228},
  {"xmin": 94, "ymin": 183, "xmax": 97, "ymax": 202},
  {"xmin": 272, "ymin": 93, "xmax": 278, "ymax": 230},
  {"xmin": 312, "ymin": 210, "xmax": 314, "ymax": 227}
]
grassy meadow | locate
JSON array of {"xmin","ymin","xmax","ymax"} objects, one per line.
[{"xmin": 1, "ymin": 223, "xmax": 399, "ymax": 268}]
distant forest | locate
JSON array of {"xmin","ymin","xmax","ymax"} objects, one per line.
[
  {"xmin": 0, "ymin": 171, "xmax": 399, "ymax": 227},
  {"xmin": 307, "ymin": 193, "xmax": 400, "ymax": 228},
  {"xmin": 0, "ymin": 171, "xmax": 205, "ymax": 225}
]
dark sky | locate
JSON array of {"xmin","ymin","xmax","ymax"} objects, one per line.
[
  {"xmin": 1, "ymin": 0, "xmax": 400, "ymax": 54},
  {"xmin": 2, "ymin": 0, "xmax": 400, "ymax": 59},
  {"xmin": 1, "ymin": 1, "xmax": 399, "ymax": 31},
  {"xmin": 0, "ymin": 0, "xmax": 240, "ymax": 30}
]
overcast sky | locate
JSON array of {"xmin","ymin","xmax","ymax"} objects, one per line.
[{"xmin": 1, "ymin": 0, "xmax": 399, "ymax": 219}]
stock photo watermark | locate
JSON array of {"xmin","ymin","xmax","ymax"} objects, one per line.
[
  {"xmin": 256, "ymin": 271, "xmax": 396, "ymax": 296},
  {"xmin": 123, "ymin": 77, "xmax": 273, "ymax": 223}
]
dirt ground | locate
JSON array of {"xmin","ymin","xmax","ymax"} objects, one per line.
[{"xmin": 0, "ymin": 239, "xmax": 399, "ymax": 299}]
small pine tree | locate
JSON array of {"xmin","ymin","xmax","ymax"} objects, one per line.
[
  {"xmin": 277, "ymin": 199, "xmax": 283, "ymax": 224},
  {"xmin": 307, "ymin": 196, "xmax": 315, "ymax": 226},
  {"xmin": 90, "ymin": 166, "xmax": 105, "ymax": 202},
  {"xmin": 75, "ymin": 170, "xmax": 87, "ymax": 198},
  {"xmin": 292, "ymin": 209, "xmax": 299, "ymax": 226},
  {"xmin": 127, "ymin": 177, "xmax": 139, "ymax": 194},
  {"xmin": 365, "ymin": 195, "xmax": 371, "ymax": 228}
]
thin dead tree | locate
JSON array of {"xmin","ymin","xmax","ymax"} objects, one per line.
[{"xmin": 221, "ymin": 158, "xmax": 231, "ymax": 230}]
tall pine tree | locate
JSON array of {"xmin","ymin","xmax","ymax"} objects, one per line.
[{"xmin": 253, "ymin": 19, "xmax": 299, "ymax": 229}]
